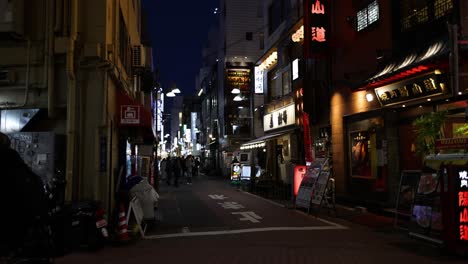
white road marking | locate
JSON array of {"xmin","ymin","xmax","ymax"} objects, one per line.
[
  {"xmin": 208, "ymin": 194, "xmax": 228, "ymax": 200},
  {"xmin": 315, "ymin": 217, "xmax": 348, "ymax": 229},
  {"xmin": 239, "ymin": 190, "xmax": 286, "ymax": 207},
  {"xmin": 231, "ymin": 211, "xmax": 262, "ymax": 223},
  {"xmin": 293, "ymin": 208, "xmax": 348, "ymax": 229},
  {"xmin": 218, "ymin": 201, "xmax": 245, "ymax": 209},
  {"xmin": 144, "ymin": 225, "xmax": 348, "ymax": 240},
  {"xmin": 240, "ymin": 188, "xmax": 348, "ymax": 230}
]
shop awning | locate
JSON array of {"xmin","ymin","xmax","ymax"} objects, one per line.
[
  {"xmin": 361, "ymin": 39, "xmax": 449, "ymax": 90},
  {"xmin": 116, "ymin": 89, "xmax": 154, "ymax": 140},
  {"xmin": 240, "ymin": 128, "xmax": 297, "ymax": 150}
]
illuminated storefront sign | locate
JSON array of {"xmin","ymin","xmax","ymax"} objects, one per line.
[
  {"xmin": 263, "ymin": 104, "xmax": 296, "ymax": 132},
  {"xmin": 121, "ymin": 105, "xmax": 140, "ymax": 124},
  {"xmin": 254, "ymin": 66, "xmax": 264, "ymax": 94},
  {"xmin": 226, "ymin": 68, "xmax": 251, "ymax": 92},
  {"xmin": 436, "ymin": 138, "xmax": 468, "ymax": 150},
  {"xmin": 374, "ymin": 73, "xmax": 448, "ymax": 107},
  {"xmin": 291, "ymin": 25, "xmax": 304, "ymax": 42},
  {"xmin": 457, "ymin": 168, "xmax": 468, "ymax": 241},
  {"xmin": 258, "ymin": 51, "xmax": 278, "ymax": 72},
  {"xmin": 292, "ymin": 59, "xmax": 300, "ymax": 80},
  {"xmin": 294, "ymin": 165, "xmax": 307, "ymax": 196},
  {"xmin": 304, "ymin": 0, "xmax": 329, "ymax": 57}
]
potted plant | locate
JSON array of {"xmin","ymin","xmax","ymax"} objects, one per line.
[{"xmin": 412, "ymin": 111, "xmax": 447, "ymax": 156}]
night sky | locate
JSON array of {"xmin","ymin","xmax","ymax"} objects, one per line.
[{"xmin": 142, "ymin": 0, "xmax": 219, "ymax": 96}]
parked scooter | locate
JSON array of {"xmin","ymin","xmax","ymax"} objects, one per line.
[
  {"xmin": 42, "ymin": 170, "xmax": 109, "ymax": 254},
  {"xmin": 60, "ymin": 200, "xmax": 109, "ymax": 251}
]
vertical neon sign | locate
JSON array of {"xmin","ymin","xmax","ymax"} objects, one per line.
[
  {"xmin": 304, "ymin": 0, "xmax": 329, "ymax": 58},
  {"xmin": 458, "ymin": 169, "xmax": 468, "ymax": 241}
]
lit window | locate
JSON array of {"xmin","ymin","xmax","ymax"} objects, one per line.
[
  {"xmin": 434, "ymin": 0, "xmax": 453, "ymax": 19},
  {"xmin": 356, "ymin": 0, "xmax": 380, "ymax": 32}
]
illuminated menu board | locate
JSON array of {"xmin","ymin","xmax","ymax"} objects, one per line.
[
  {"xmin": 226, "ymin": 69, "xmax": 251, "ymax": 92},
  {"xmin": 457, "ymin": 166, "xmax": 468, "ymax": 241}
]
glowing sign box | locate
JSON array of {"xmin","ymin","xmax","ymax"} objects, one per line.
[
  {"xmin": 374, "ymin": 73, "xmax": 448, "ymax": 107},
  {"xmin": 226, "ymin": 68, "xmax": 251, "ymax": 92},
  {"xmin": 254, "ymin": 66, "xmax": 264, "ymax": 94},
  {"xmin": 455, "ymin": 166, "xmax": 468, "ymax": 242},
  {"xmin": 304, "ymin": 0, "xmax": 329, "ymax": 57},
  {"xmin": 292, "ymin": 59, "xmax": 299, "ymax": 80},
  {"xmin": 263, "ymin": 104, "xmax": 296, "ymax": 132}
]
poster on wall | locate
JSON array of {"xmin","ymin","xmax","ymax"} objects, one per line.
[
  {"xmin": 303, "ymin": 112, "xmax": 314, "ymax": 164},
  {"xmin": 350, "ymin": 131, "xmax": 371, "ymax": 178},
  {"xmin": 408, "ymin": 168, "xmax": 443, "ymax": 242}
]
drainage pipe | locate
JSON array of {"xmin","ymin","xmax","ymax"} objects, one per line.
[
  {"xmin": 65, "ymin": 0, "xmax": 79, "ymax": 201},
  {"xmin": 47, "ymin": 0, "xmax": 56, "ymax": 118},
  {"xmin": 54, "ymin": 0, "xmax": 63, "ymax": 33}
]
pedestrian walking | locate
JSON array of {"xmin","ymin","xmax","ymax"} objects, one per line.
[
  {"xmin": 181, "ymin": 156, "xmax": 187, "ymax": 179},
  {"xmin": 193, "ymin": 157, "xmax": 200, "ymax": 178},
  {"xmin": 160, "ymin": 158, "xmax": 167, "ymax": 181},
  {"xmin": 185, "ymin": 155, "xmax": 193, "ymax": 184},
  {"xmin": 173, "ymin": 156, "xmax": 182, "ymax": 187},
  {"xmin": 165, "ymin": 157, "xmax": 173, "ymax": 186},
  {"xmin": 153, "ymin": 156, "xmax": 160, "ymax": 192}
]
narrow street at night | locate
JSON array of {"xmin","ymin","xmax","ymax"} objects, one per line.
[
  {"xmin": 56, "ymin": 175, "xmax": 466, "ymax": 264},
  {"xmin": 1, "ymin": 0, "xmax": 468, "ymax": 263}
]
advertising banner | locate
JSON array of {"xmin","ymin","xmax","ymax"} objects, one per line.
[{"xmin": 302, "ymin": 112, "xmax": 313, "ymax": 163}]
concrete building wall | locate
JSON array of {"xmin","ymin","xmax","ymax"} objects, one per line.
[
  {"xmin": 0, "ymin": 0, "xmax": 148, "ymax": 212},
  {"xmin": 330, "ymin": 0, "xmax": 393, "ymax": 196},
  {"xmin": 224, "ymin": 0, "xmax": 263, "ymax": 60}
]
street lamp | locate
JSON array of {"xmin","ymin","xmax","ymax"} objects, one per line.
[
  {"xmin": 231, "ymin": 88, "xmax": 241, "ymax": 94},
  {"xmin": 171, "ymin": 83, "xmax": 181, "ymax": 94},
  {"xmin": 233, "ymin": 94, "xmax": 243, "ymax": 101}
]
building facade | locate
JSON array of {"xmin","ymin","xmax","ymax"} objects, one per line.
[
  {"xmin": 330, "ymin": 0, "xmax": 468, "ymax": 207},
  {"xmin": 215, "ymin": 0, "xmax": 265, "ymax": 177},
  {"xmin": 0, "ymin": 0, "xmax": 154, "ymax": 212}
]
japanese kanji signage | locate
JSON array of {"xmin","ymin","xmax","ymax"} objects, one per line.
[
  {"xmin": 374, "ymin": 73, "xmax": 448, "ymax": 107},
  {"xmin": 304, "ymin": 0, "xmax": 329, "ymax": 57},
  {"xmin": 263, "ymin": 104, "xmax": 296, "ymax": 132},
  {"xmin": 457, "ymin": 167, "xmax": 468, "ymax": 242}
]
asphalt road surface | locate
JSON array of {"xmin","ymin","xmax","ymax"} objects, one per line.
[{"xmin": 56, "ymin": 175, "xmax": 467, "ymax": 264}]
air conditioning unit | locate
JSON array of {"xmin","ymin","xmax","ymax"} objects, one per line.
[
  {"xmin": 0, "ymin": 0, "xmax": 24, "ymax": 37},
  {"xmin": 0, "ymin": 70, "xmax": 16, "ymax": 85},
  {"xmin": 132, "ymin": 45, "xmax": 146, "ymax": 68}
]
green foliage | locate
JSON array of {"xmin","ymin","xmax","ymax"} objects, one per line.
[
  {"xmin": 454, "ymin": 124, "xmax": 468, "ymax": 136},
  {"xmin": 412, "ymin": 111, "xmax": 447, "ymax": 156}
]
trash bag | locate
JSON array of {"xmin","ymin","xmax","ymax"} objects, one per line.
[{"xmin": 129, "ymin": 178, "xmax": 159, "ymax": 221}]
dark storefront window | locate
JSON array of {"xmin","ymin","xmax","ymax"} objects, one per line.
[
  {"xmin": 268, "ymin": 0, "xmax": 289, "ymax": 35},
  {"xmin": 267, "ymin": 68, "xmax": 280, "ymax": 101},
  {"xmin": 400, "ymin": 0, "xmax": 453, "ymax": 31},
  {"xmin": 119, "ymin": 11, "xmax": 131, "ymax": 74},
  {"xmin": 282, "ymin": 70, "xmax": 291, "ymax": 95}
]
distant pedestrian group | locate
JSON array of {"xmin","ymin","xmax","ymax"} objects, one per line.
[{"xmin": 160, "ymin": 155, "xmax": 200, "ymax": 187}]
